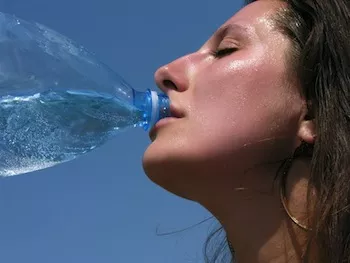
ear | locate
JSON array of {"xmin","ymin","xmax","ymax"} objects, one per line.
[
  {"xmin": 297, "ymin": 103, "xmax": 316, "ymax": 144},
  {"xmin": 298, "ymin": 120, "xmax": 316, "ymax": 144}
]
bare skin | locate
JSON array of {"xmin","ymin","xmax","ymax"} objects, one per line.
[{"xmin": 143, "ymin": 1, "xmax": 316, "ymax": 262}]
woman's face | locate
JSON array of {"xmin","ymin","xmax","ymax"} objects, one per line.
[{"xmin": 143, "ymin": 1, "xmax": 305, "ymax": 198}]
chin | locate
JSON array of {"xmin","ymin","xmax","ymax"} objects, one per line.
[
  {"xmin": 142, "ymin": 140, "xmax": 181, "ymax": 184},
  {"xmin": 142, "ymin": 138, "xmax": 203, "ymax": 200},
  {"xmin": 142, "ymin": 136, "xmax": 232, "ymax": 201},
  {"xmin": 142, "ymin": 154, "xmax": 190, "ymax": 199}
]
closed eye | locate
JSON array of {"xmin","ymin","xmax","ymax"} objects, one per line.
[{"xmin": 213, "ymin": 47, "xmax": 237, "ymax": 58}]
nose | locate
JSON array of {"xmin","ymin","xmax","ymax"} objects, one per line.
[{"xmin": 154, "ymin": 55, "xmax": 190, "ymax": 94}]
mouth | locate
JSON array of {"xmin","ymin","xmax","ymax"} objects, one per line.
[
  {"xmin": 148, "ymin": 105, "xmax": 184, "ymax": 140},
  {"xmin": 169, "ymin": 104, "xmax": 185, "ymax": 119}
]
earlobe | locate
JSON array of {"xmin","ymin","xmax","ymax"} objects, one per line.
[{"xmin": 298, "ymin": 119, "xmax": 316, "ymax": 144}]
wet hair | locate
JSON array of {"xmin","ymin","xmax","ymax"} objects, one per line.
[{"xmin": 205, "ymin": 0, "xmax": 350, "ymax": 262}]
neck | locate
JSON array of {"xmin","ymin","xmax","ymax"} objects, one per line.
[{"xmin": 198, "ymin": 159, "xmax": 311, "ymax": 263}]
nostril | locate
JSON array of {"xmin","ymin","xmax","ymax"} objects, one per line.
[{"xmin": 163, "ymin": 80, "xmax": 178, "ymax": 90}]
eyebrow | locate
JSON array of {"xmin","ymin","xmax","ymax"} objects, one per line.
[{"xmin": 215, "ymin": 24, "xmax": 250, "ymax": 39}]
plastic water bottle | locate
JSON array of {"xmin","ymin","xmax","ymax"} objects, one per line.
[{"xmin": 0, "ymin": 12, "xmax": 170, "ymax": 177}]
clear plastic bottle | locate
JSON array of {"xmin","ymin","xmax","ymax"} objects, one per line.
[{"xmin": 0, "ymin": 12, "xmax": 170, "ymax": 177}]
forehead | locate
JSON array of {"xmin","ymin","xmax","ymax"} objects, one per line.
[{"xmin": 224, "ymin": 0, "xmax": 284, "ymax": 27}]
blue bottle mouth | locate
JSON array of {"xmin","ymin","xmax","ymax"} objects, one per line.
[
  {"xmin": 146, "ymin": 90, "xmax": 171, "ymax": 131},
  {"xmin": 157, "ymin": 93, "xmax": 171, "ymax": 120},
  {"xmin": 133, "ymin": 89, "xmax": 170, "ymax": 131}
]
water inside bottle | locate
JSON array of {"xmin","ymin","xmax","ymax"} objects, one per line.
[{"xmin": 0, "ymin": 89, "xmax": 144, "ymax": 177}]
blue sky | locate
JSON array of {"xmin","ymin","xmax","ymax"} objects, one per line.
[{"xmin": 0, "ymin": 0, "xmax": 243, "ymax": 262}]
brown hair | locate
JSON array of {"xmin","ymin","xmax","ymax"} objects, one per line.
[{"xmin": 205, "ymin": 0, "xmax": 350, "ymax": 262}]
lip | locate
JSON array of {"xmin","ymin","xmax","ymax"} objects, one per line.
[
  {"xmin": 148, "ymin": 105, "xmax": 184, "ymax": 140},
  {"xmin": 169, "ymin": 104, "xmax": 185, "ymax": 119}
]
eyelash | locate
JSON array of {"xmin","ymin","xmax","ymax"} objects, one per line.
[{"xmin": 213, "ymin": 47, "xmax": 237, "ymax": 58}]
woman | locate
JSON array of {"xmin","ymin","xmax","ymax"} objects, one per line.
[{"xmin": 143, "ymin": 0, "xmax": 350, "ymax": 262}]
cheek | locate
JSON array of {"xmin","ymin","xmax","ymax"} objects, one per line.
[{"xmin": 187, "ymin": 60, "xmax": 301, "ymax": 154}]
